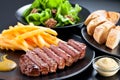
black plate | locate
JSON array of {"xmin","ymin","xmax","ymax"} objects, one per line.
[
  {"xmin": 15, "ymin": 4, "xmax": 90, "ymax": 29},
  {"xmin": 81, "ymin": 27, "xmax": 120, "ymax": 58},
  {"xmin": 0, "ymin": 34, "xmax": 95, "ymax": 80}
]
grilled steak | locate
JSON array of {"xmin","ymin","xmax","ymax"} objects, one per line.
[
  {"xmin": 58, "ymin": 41, "xmax": 79, "ymax": 62},
  {"xmin": 26, "ymin": 51, "xmax": 49, "ymax": 75},
  {"xmin": 19, "ymin": 39, "xmax": 87, "ymax": 77},
  {"xmin": 19, "ymin": 55, "xmax": 41, "ymax": 76},
  {"xmin": 42, "ymin": 47, "xmax": 65, "ymax": 69},
  {"xmin": 67, "ymin": 39, "xmax": 86, "ymax": 59},
  {"xmin": 50, "ymin": 45, "xmax": 74, "ymax": 66},
  {"xmin": 33, "ymin": 48, "xmax": 57, "ymax": 72}
]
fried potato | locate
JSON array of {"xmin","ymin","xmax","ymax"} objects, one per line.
[{"xmin": 0, "ymin": 22, "xmax": 60, "ymax": 51}]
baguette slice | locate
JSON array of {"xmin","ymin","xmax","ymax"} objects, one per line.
[
  {"xmin": 87, "ymin": 16, "xmax": 107, "ymax": 36},
  {"xmin": 107, "ymin": 11, "xmax": 120, "ymax": 24},
  {"xmin": 115, "ymin": 26, "xmax": 120, "ymax": 30},
  {"xmin": 106, "ymin": 27, "xmax": 120, "ymax": 49},
  {"xmin": 93, "ymin": 21, "xmax": 115, "ymax": 44},
  {"xmin": 84, "ymin": 10, "xmax": 107, "ymax": 25}
]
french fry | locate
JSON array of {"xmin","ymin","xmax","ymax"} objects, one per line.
[
  {"xmin": 44, "ymin": 28, "xmax": 58, "ymax": 36},
  {"xmin": 25, "ymin": 38, "xmax": 37, "ymax": 48},
  {"xmin": 0, "ymin": 40, "xmax": 17, "ymax": 50},
  {"xmin": 37, "ymin": 35, "xmax": 50, "ymax": 48},
  {"xmin": 11, "ymin": 39, "xmax": 29, "ymax": 51},
  {"xmin": 42, "ymin": 36, "xmax": 57, "ymax": 45},
  {"xmin": 0, "ymin": 22, "xmax": 60, "ymax": 51},
  {"xmin": 15, "ymin": 29, "xmax": 44, "ymax": 40},
  {"xmin": 41, "ymin": 32, "xmax": 57, "ymax": 41},
  {"xmin": 0, "ymin": 37, "xmax": 20, "ymax": 50}
]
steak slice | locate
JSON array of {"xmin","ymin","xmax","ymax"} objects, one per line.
[
  {"xmin": 26, "ymin": 51, "xmax": 49, "ymax": 75},
  {"xmin": 33, "ymin": 48, "xmax": 57, "ymax": 72},
  {"xmin": 67, "ymin": 39, "xmax": 86, "ymax": 59},
  {"xmin": 50, "ymin": 45, "xmax": 74, "ymax": 66},
  {"xmin": 19, "ymin": 54, "xmax": 41, "ymax": 76},
  {"xmin": 57, "ymin": 41, "xmax": 80, "ymax": 62},
  {"xmin": 42, "ymin": 47, "xmax": 65, "ymax": 69}
]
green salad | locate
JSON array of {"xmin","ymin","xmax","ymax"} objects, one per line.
[{"xmin": 23, "ymin": 0, "xmax": 82, "ymax": 28}]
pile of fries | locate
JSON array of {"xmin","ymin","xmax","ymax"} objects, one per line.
[{"xmin": 0, "ymin": 23, "xmax": 60, "ymax": 51}]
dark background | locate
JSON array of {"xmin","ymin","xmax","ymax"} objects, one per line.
[{"xmin": 0, "ymin": 0, "xmax": 120, "ymax": 80}]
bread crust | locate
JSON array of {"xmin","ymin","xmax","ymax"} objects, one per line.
[
  {"xmin": 107, "ymin": 11, "xmax": 120, "ymax": 24},
  {"xmin": 93, "ymin": 21, "xmax": 115, "ymax": 44},
  {"xmin": 84, "ymin": 10, "xmax": 107, "ymax": 25},
  {"xmin": 87, "ymin": 16, "xmax": 107, "ymax": 36},
  {"xmin": 106, "ymin": 28, "xmax": 120, "ymax": 49}
]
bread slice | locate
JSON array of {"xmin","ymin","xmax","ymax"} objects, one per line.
[
  {"xmin": 107, "ymin": 11, "xmax": 120, "ymax": 24},
  {"xmin": 115, "ymin": 26, "xmax": 120, "ymax": 30},
  {"xmin": 93, "ymin": 21, "xmax": 115, "ymax": 44},
  {"xmin": 106, "ymin": 27, "xmax": 120, "ymax": 49},
  {"xmin": 87, "ymin": 16, "xmax": 107, "ymax": 36},
  {"xmin": 84, "ymin": 10, "xmax": 107, "ymax": 25},
  {"xmin": 84, "ymin": 10, "xmax": 120, "ymax": 25}
]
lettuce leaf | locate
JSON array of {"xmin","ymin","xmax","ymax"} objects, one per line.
[
  {"xmin": 46, "ymin": 0, "xmax": 66, "ymax": 9},
  {"xmin": 39, "ymin": 9, "xmax": 52, "ymax": 24},
  {"xmin": 68, "ymin": 4, "xmax": 82, "ymax": 22},
  {"xmin": 25, "ymin": 9, "xmax": 52, "ymax": 25},
  {"xmin": 55, "ymin": 1, "xmax": 81, "ymax": 26},
  {"xmin": 26, "ymin": 13, "xmax": 41, "ymax": 25},
  {"xmin": 23, "ymin": 0, "xmax": 82, "ymax": 27}
]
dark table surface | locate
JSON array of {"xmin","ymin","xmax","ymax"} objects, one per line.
[{"xmin": 0, "ymin": 0, "xmax": 120, "ymax": 80}]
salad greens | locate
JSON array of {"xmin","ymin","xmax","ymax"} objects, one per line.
[{"xmin": 23, "ymin": 0, "xmax": 82, "ymax": 28}]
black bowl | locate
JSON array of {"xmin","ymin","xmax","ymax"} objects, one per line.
[{"xmin": 15, "ymin": 4, "xmax": 90, "ymax": 30}]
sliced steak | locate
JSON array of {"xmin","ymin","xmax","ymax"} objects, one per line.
[
  {"xmin": 33, "ymin": 48, "xmax": 57, "ymax": 72},
  {"xmin": 19, "ymin": 39, "xmax": 87, "ymax": 77},
  {"xmin": 19, "ymin": 55, "xmax": 41, "ymax": 76},
  {"xmin": 50, "ymin": 45, "xmax": 74, "ymax": 66},
  {"xmin": 67, "ymin": 39, "xmax": 86, "ymax": 59},
  {"xmin": 58, "ymin": 41, "xmax": 80, "ymax": 62},
  {"xmin": 42, "ymin": 47, "xmax": 65, "ymax": 69},
  {"xmin": 26, "ymin": 51, "xmax": 49, "ymax": 75}
]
